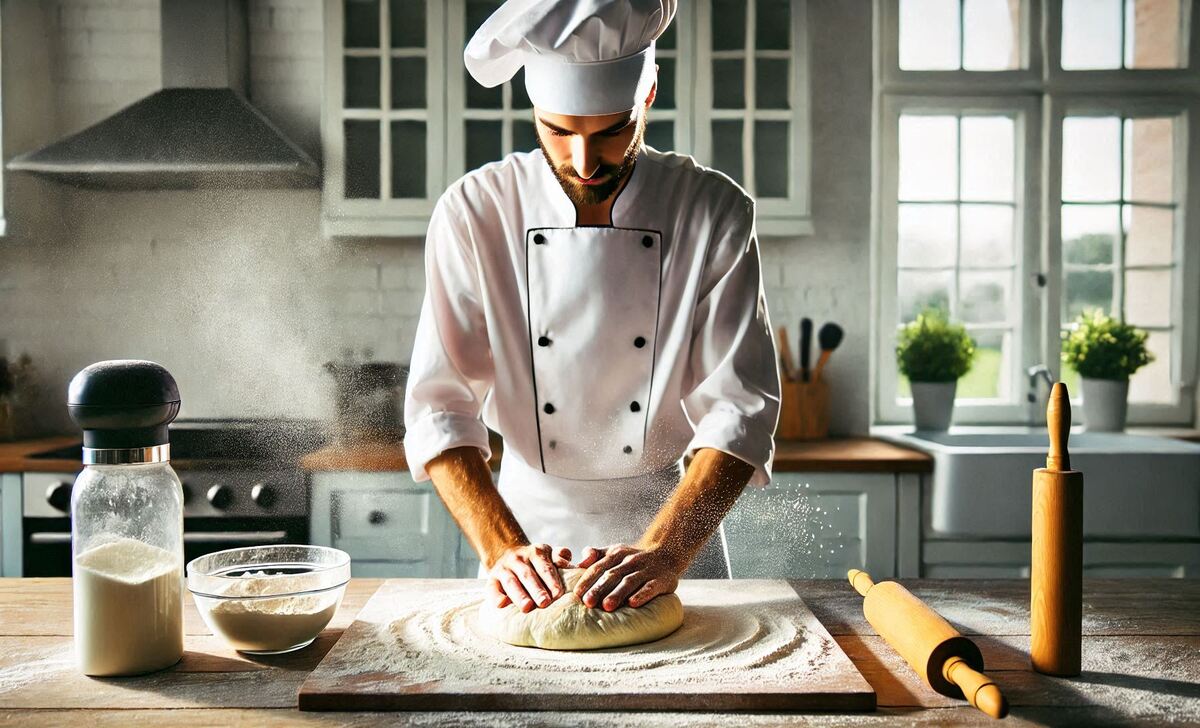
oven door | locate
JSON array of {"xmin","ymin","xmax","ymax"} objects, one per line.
[{"xmin": 22, "ymin": 517, "xmax": 308, "ymax": 577}]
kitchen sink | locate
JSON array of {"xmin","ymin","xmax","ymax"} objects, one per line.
[{"xmin": 874, "ymin": 426, "xmax": 1200, "ymax": 538}]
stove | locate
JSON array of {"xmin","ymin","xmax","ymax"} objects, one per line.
[{"xmin": 21, "ymin": 419, "xmax": 328, "ymax": 576}]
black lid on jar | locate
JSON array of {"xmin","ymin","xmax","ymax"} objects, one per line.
[{"xmin": 68, "ymin": 360, "xmax": 181, "ymax": 450}]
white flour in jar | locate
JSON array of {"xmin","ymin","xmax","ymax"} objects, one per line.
[
  {"xmin": 73, "ymin": 537, "xmax": 183, "ymax": 676},
  {"xmin": 201, "ymin": 573, "xmax": 339, "ymax": 653}
]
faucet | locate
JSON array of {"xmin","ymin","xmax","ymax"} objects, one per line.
[{"xmin": 1026, "ymin": 364, "xmax": 1055, "ymax": 423}]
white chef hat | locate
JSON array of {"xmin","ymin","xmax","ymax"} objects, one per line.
[{"xmin": 464, "ymin": 0, "xmax": 677, "ymax": 117}]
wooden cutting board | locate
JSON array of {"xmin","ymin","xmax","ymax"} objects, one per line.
[{"xmin": 299, "ymin": 578, "xmax": 875, "ymax": 712}]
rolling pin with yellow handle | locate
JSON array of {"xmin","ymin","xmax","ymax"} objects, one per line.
[{"xmin": 848, "ymin": 569, "xmax": 1008, "ymax": 719}]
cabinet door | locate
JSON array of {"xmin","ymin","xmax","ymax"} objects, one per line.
[
  {"xmin": 0, "ymin": 474, "xmax": 21, "ymax": 577},
  {"xmin": 322, "ymin": 0, "xmax": 447, "ymax": 237},
  {"xmin": 724, "ymin": 473, "xmax": 897, "ymax": 579},
  {"xmin": 310, "ymin": 471, "xmax": 458, "ymax": 577},
  {"xmin": 923, "ymin": 540, "xmax": 1200, "ymax": 578}
]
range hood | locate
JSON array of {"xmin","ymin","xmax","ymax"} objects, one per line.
[{"xmin": 7, "ymin": 0, "xmax": 318, "ymax": 190}]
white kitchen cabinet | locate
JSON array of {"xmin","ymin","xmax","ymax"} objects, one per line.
[
  {"xmin": 0, "ymin": 474, "xmax": 21, "ymax": 576},
  {"xmin": 723, "ymin": 473, "xmax": 902, "ymax": 579},
  {"xmin": 310, "ymin": 471, "xmax": 459, "ymax": 578}
]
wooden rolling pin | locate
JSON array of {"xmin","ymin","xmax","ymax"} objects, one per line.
[
  {"xmin": 848, "ymin": 569, "xmax": 1008, "ymax": 719},
  {"xmin": 1031, "ymin": 381, "xmax": 1083, "ymax": 676}
]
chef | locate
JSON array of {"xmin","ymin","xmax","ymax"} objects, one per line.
[{"xmin": 403, "ymin": 0, "xmax": 780, "ymax": 615}]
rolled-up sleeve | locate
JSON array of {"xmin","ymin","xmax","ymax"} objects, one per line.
[
  {"xmin": 403, "ymin": 193, "xmax": 494, "ymax": 482},
  {"xmin": 681, "ymin": 196, "xmax": 781, "ymax": 487}
]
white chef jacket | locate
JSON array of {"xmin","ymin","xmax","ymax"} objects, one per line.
[{"xmin": 403, "ymin": 145, "xmax": 780, "ymax": 492}]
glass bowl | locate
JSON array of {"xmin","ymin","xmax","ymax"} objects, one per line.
[{"xmin": 186, "ymin": 545, "xmax": 351, "ymax": 655}]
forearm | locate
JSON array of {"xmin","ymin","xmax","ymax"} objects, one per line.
[
  {"xmin": 637, "ymin": 447, "xmax": 755, "ymax": 571},
  {"xmin": 425, "ymin": 445, "xmax": 528, "ymax": 569}
]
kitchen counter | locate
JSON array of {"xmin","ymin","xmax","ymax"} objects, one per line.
[
  {"xmin": 298, "ymin": 435, "xmax": 933, "ymax": 474},
  {"xmin": 0, "ymin": 578, "xmax": 1195, "ymax": 725}
]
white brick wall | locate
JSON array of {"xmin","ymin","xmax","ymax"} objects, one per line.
[{"xmin": 0, "ymin": 0, "xmax": 877, "ymax": 435}]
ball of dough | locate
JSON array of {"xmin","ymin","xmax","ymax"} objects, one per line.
[{"xmin": 477, "ymin": 568, "xmax": 684, "ymax": 650}]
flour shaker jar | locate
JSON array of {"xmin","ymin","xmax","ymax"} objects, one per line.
[{"xmin": 68, "ymin": 360, "xmax": 185, "ymax": 676}]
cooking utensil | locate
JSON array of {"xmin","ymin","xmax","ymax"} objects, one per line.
[
  {"xmin": 849, "ymin": 569, "xmax": 1008, "ymax": 720},
  {"xmin": 1031, "ymin": 382, "xmax": 1083, "ymax": 677},
  {"xmin": 324, "ymin": 357, "xmax": 407, "ymax": 444},
  {"xmin": 776, "ymin": 326, "xmax": 797, "ymax": 381},
  {"xmin": 799, "ymin": 318, "xmax": 813, "ymax": 382},
  {"xmin": 812, "ymin": 323, "xmax": 844, "ymax": 384}
]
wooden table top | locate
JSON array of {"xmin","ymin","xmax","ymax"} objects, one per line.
[{"xmin": 0, "ymin": 578, "xmax": 1195, "ymax": 726}]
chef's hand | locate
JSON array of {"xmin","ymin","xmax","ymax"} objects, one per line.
[
  {"xmin": 487, "ymin": 543, "xmax": 572, "ymax": 612},
  {"xmin": 573, "ymin": 544, "xmax": 682, "ymax": 611}
]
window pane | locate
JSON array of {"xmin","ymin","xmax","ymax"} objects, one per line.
[
  {"xmin": 899, "ymin": 116, "xmax": 957, "ymax": 201},
  {"xmin": 345, "ymin": 0, "xmax": 380, "ymax": 48},
  {"xmin": 344, "ymin": 120, "xmax": 380, "ymax": 198},
  {"xmin": 465, "ymin": 120, "xmax": 502, "ymax": 170},
  {"xmin": 1062, "ymin": 204, "xmax": 1118, "ymax": 265},
  {"xmin": 646, "ymin": 120, "xmax": 674, "ymax": 152},
  {"xmin": 345, "ymin": 57, "xmax": 381, "ymax": 108},
  {"xmin": 712, "ymin": 0, "xmax": 746, "ymax": 51},
  {"xmin": 390, "ymin": 121, "xmax": 425, "ymax": 198},
  {"xmin": 755, "ymin": 57, "xmax": 789, "ymax": 109},
  {"xmin": 1061, "ymin": 0, "xmax": 1122, "ymax": 70},
  {"xmin": 963, "ymin": 0, "xmax": 1021, "ymax": 71},
  {"xmin": 389, "ymin": 0, "xmax": 424, "ymax": 48},
  {"xmin": 1124, "ymin": 117, "xmax": 1174, "ymax": 203},
  {"xmin": 513, "ymin": 120, "xmax": 538, "ymax": 151},
  {"xmin": 1125, "ymin": 268, "xmax": 1172, "ymax": 328},
  {"xmin": 757, "ymin": 0, "xmax": 790, "ymax": 50},
  {"xmin": 958, "ymin": 329, "xmax": 1009, "ymax": 399},
  {"xmin": 1123, "ymin": 204, "xmax": 1174, "ymax": 266},
  {"xmin": 899, "ymin": 0, "xmax": 961, "ymax": 70},
  {"xmin": 961, "ymin": 204, "xmax": 1015, "ymax": 267},
  {"xmin": 658, "ymin": 18, "xmax": 676, "ymax": 50},
  {"xmin": 712, "ymin": 120, "xmax": 744, "ymax": 186},
  {"xmin": 1063, "ymin": 270, "xmax": 1115, "ymax": 322},
  {"xmin": 961, "ymin": 116, "xmax": 1014, "ymax": 201},
  {"xmin": 960, "ymin": 270, "xmax": 1011, "ymax": 324},
  {"xmin": 465, "ymin": 69, "xmax": 501, "ymax": 108},
  {"xmin": 898, "ymin": 203, "xmax": 957, "ymax": 267},
  {"xmin": 1062, "ymin": 117, "xmax": 1121, "ymax": 201},
  {"xmin": 755, "ymin": 121, "xmax": 789, "ymax": 198},
  {"xmin": 898, "ymin": 270, "xmax": 953, "ymax": 322},
  {"xmin": 1129, "ymin": 331, "xmax": 1172, "ymax": 403},
  {"xmin": 713, "ymin": 59, "xmax": 745, "ymax": 108},
  {"xmin": 511, "ymin": 68, "xmax": 532, "ymax": 109},
  {"xmin": 655, "ymin": 58, "xmax": 675, "ymax": 110},
  {"xmin": 1126, "ymin": 0, "xmax": 1182, "ymax": 69},
  {"xmin": 391, "ymin": 57, "xmax": 425, "ymax": 108}
]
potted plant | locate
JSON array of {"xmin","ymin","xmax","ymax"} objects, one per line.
[
  {"xmin": 896, "ymin": 309, "xmax": 976, "ymax": 430},
  {"xmin": 1061, "ymin": 310, "xmax": 1153, "ymax": 432}
]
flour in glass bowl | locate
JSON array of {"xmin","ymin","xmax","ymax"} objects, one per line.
[{"xmin": 196, "ymin": 572, "xmax": 341, "ymax": 653}]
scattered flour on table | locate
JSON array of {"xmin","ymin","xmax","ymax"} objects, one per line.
[{"xmin": 316, "ymin": 582, "xmax": 836, "ymax": 693}]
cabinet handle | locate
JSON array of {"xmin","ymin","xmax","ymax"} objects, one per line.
[{"xmin": 368, "ymin": 510, "xmax": 387, "ymax": 525}]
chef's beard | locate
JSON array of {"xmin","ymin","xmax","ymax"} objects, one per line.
[{"xmin": 537, "ymin": 112, "xmax": 646, "ymax": 207}]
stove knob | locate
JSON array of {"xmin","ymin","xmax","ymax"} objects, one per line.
[
  {"xmin": 180, "ymin": 481, "xmax": 193, "ymax": 504},
  {"xmin": 46, "ymin": 481, "xmax": 72, "ymax": 512},
  {"xmin": 251, "ymin": 483, "xmax": 277, "ymax": 509},
  {"xmin": 206, "ymin": 484, "xmax": 233, "ymax": 510}
]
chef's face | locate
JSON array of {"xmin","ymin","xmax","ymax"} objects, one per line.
[{"xmin": 533, "ymin": 88, "xmax": 652, "ymax": 207}]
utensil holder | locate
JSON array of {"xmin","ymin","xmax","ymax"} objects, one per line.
[{"xmin": 778, "ymin": 378, "xmax": 829, "ymax": 440}]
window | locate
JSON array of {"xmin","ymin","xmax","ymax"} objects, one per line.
[
  {"xmin": 324, "ymin": 0, "xmax": 812, "ymax": 237},
  {"xmin": 875, "ymin": 0, "xmax": 1200, "ymax": 426}
]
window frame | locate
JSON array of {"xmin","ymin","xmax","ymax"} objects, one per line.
[
  {"xmin": 1045, "ymin": 94, "xmax": 1200, "ymax": 424},
  {"xmin": 693, "ymin": 0, "xmax": 813, "ymax": 235},
  {"xmin": 322, "ymin": 0, "xmax": 448, "ymax": 238},
  {"xmin": 873, "ymin": 0, "xmax": 1200, "ymax": 427},
  {"xmin": 1043, "ymin": 0, "xmax": 1200, "ymax": 93},
  {"xmin": 876, "ymin": 94, "xmax": 1043, "ymax": 424}
]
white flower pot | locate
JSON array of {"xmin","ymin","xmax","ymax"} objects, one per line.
[
  {"xmin": 1080, "ymin": 377, "xmax": 1129, "ymax": 432},
  {"xmin": 911, "ymin": 381, "xmax": 957, "ymax": 431}
]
